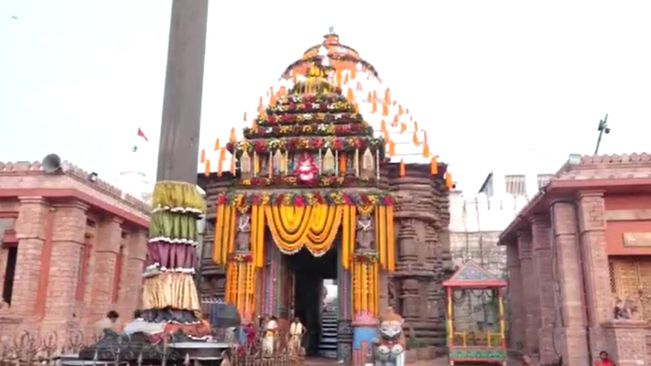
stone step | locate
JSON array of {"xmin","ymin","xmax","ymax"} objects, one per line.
[{"xmin": 317, "ymin": 350, "xmax": 338, "ymax": 359}]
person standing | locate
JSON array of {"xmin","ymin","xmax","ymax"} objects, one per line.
[
  {"xmin": 95, "ymin": 310, "xmax": 119, "ymax": 334},
  {"xmin": 595, "ymin": 351, "xmax": 616, "ymax": 366}
]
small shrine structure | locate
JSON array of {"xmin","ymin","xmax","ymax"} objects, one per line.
[
  {"xmin": 442, "ymin": 261, "xmax": 507, "ymax": 365},
  {"xmin": 198, "ymin": 30, "xmax": 454, "ymax": 364}
]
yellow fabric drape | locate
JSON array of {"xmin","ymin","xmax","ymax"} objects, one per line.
[
  {"xmin": 387, "ymin": 205, "xmax": 395, "ymax": 271},
  {"xmin": 142, "ymin": 272, "xmax": 200, "ymax": 311},
  {"xmin": 341, "ymin": 205, "xmax": 357, "ymax": 270},
  {"xmin": 352, "ymin": 260, "xmax": 379, "ymax": 316},
  {"xmin": 373, "ymin": 204, "xmax": 396, "ymax": 272},
  {"xmin": 251, "ymin": 205, "xmax": 265, "ymax": 268},
  {"xmin": 213, "ymin": 204, "xmax": 236, "ymax": 265},
  {"xmin": 265, "ymin": 204, "xmax": 344, "ymax": 256},
  {"xmin": 225, "ymin": 261, "xmax": 257, "ymax": 322}
]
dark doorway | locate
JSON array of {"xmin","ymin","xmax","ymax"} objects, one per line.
[
  {"xmin": 287, "ymin": 247, "xmax": 337, "ymax": 356},
  {"xmin": 2, "ymin": 247, "xmax": 17, "ymax": 304}
]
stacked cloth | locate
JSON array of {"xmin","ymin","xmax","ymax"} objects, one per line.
[{"xmin": 142, "ymin": 181, "xmax": 206, "ymax": 328}]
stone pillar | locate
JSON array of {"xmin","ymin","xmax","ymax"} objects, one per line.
[
  {"xmin": 88, "ymin": 216, "xmax": 123, "ymax": 326},
  {"xmin": 42, "ymin": 200, "xmax": 89, "ymax": 332},
  {"xmin": 119, "ymin": 229, "xmax": 147, "ymax": 317},
  {"xmin": 551, "ymin": 201, "xmax": 589, "ymax": 365},
  {"xmin": 531, "ymin": 214, "xmax": 555, "ymax": 364},
  {"xmin": 12, "ymin": 196, "xmax": 50, "ymax": 320},
  {"xmin": 352, "ymin": 314, "xmax": 377, "ymax": 366},
  {"xmin": 517, "ymin": 230, "xmax": 540, "ymax": 357},
  {"xmin": 602, "ymin": 320, "xmax": 648, "ymax": 366},
  {"xmin": 576, "ymin": 191, "xmax": 612, "ymax": 354},
  {"xmin": 157, "ymin": 0, "xmax": 209, "ymax": 183},
  {"xmin": 506, "ymin": 242, "xmax": 524, "ymax": 353}
]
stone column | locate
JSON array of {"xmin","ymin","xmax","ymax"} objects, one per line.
[
  {"xmin": 157, "ymin": 0, "xmax": 209, "ymax": 183},
  {"xmin": 119, "ymin": 229, "xmax": 147, "ymax": 317},
  {"xmin": 517, "ymin": 230, "xmax": 540, "ymax": 357},
  {"xmin": 88, "ymin": 216, "xmax": 123, "ymax": 326},
  {"xmin": 530, "ymin": 214, "xmax": 555, "ymax": 364},
  {"xmin": 602, "ymin": 320, "xmax": 648, "ymax": 366},
  {"xmin": 551, "ymin": 201, "xmax": 589, "ymax": 365},
  {"xmin": 42, "ymin": 200, "xmax": 89, "ymax": 332},
  {"xmin": 576, "ymin": 191, "xmax": 612, "ymax": 354},
  {"xmin": 506, "ymin": 242, "xmax": 524, "ymax": 353},
  {"xmin": 12, "ymin": 196, "xmax": 50, "ymax": 319}
]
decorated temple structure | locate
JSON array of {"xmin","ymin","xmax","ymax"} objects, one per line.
[{"xmin": 198, "ymin": 31, "xmax": 454, "ymax": 363}]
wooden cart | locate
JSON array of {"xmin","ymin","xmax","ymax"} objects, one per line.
[{"xmin": 442, "ymin": 261, "xmax": 507, "ymax": 365}]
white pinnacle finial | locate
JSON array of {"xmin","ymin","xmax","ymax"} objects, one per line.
[{"xmin": 329, "ymin": 26, "xmax": 334, "ymax": 34}]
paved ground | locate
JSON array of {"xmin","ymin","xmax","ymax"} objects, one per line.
[{"xmin": 304, "ymin": 357, "xmax": 450, "ymax": 365}]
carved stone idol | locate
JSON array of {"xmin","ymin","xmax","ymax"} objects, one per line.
[
  {"xmin": 356, "ymin": 215, "xmax": 374, "ymax": 250},
  {"xmin": 323, "ymin": 148, "xmax": 335, "ymax": 175},
  {"xmin": 236, "ymin": 214, "xmax": 251, "ymax": 251},
  {"xmin": 361, "ymin": 148, "xmax": 374, "ymax": 178},
  {"xmin": 240, "ymin": 151, "xmax": 252, "ymax": 178}
]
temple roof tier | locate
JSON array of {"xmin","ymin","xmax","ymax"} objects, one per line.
[
  {"xmin": 226, "ymin": 136, "xmax": 385, "ymax": 155},
  {"xmin": 258, "ymin": 112, "xmax": 363, "ymax": 126},
  {"xmin": 243, "ymin": 122, "xmax": 373, "ymax": 140}
]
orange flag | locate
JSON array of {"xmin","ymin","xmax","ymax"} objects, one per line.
[
  {"xmin": 445, "ymin": 172, "xmax": 454, "ymax": 189},
  {"xmin": 399, "ymin": 160, "xmax": 405, "ymax": 177},
  {"xmin": 200, "ymin": 149, "xmax": 206, "ymax": 163},
  {"xmin": 380, "ymin": 120, "xmax": 387, "ymax": 133},
  {"xmin": 382, "ymin": 104, "xmax": 389, "ymax": 116},
  {"xmin": 430, "ymin": 157, "xmax": 438, "ymax": 175},
  {"xmin": 384, "ymin": 88, "xmax": 391, "ymax": 105},
  {"xmin": 347, "ymin": 88, "xmax": 354, "ymax": 102},
  {"xmin": 219, "ymin": 147, "xmax": 226, "ymax": 162},
  {"xmin": 392, "ymin": 115, "xmax": 399, "ymax": 127},
  {"xmin": 229, "ymin": 128, "xmax": 237, "ymax": 144},
  {"xmin": 400, "ymin": 123, "xmax": 407, "ymax": 134},
  {"xmin": 214, "ymin": 138, "xmax": 220, "ymax": 151},
  {"xmin": 388, "ymin": 140, "xmax": 396, "ymax": 156},
  {"xmin": 413, "ymin": 131, "xmax": 420, "ymax": 146},
  {"xmin": 204, "ymin": 159, "xmax": 211, "ymax": 177}
]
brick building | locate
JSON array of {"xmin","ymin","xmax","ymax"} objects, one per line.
[
  {"xmin": 0, "ymin": 160, "xmax": 149, "ymax": 340},
  {"xmin": 500, "ymin": 153, "xmax": 651, "ymax": 366}
]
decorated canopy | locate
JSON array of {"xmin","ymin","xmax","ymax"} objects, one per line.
[{"xmin": 442, "ymin": 261, "xmax": 507, "ymax": 289}]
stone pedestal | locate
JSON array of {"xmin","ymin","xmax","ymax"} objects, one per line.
[{"xmin": 602, "ymin": 320, "xmax": 648, "ymax": 366}]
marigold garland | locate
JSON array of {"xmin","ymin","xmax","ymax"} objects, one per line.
[
  {"xmin": 216, "ymin": 191, "xmax": 393, "ymax": 207},
  {"xmin": 227, "ymin": 136, "xmax": 384, "ymax": 155}
]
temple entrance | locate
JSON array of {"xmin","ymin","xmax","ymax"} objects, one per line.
[{"xmin": 287, "ymin": 247, "xmax": 338, "ymax": 357}]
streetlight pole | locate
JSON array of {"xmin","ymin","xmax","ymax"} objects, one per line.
[
  {"xmin": 157, "ymin": 0, "xmax": 209, "ymax": 183},
  {"xmin": 594, "ymin": 114, "xmax": 610, "ymax": 155}
]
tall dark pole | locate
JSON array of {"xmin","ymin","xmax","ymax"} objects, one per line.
[
  {"xmin": 157, "ymin": 0, "xmax": 209, "ymax": 183},
  {"xmin": 594, "ymin": 114, "xmax": 610, "ymax": 155}
]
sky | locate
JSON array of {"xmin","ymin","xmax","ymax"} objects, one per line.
[{"xmin": 1, "ymin": 0, "xmax": 650, "ymax": 194}]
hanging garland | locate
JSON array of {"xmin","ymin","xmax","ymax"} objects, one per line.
[
  {"xmin": 264, "ymin": 204, "xmax": 345, "ymax": 256},
  {"xmin": 237, "ymin": 175, "xmax": 376, "ymax": 188},
  {"xmin": 216, "ymin": 191, "xmax": 393, "ymax": 207},
  {"xmin": 227, "ymin": 136, "xmax": 384, "ymax": 155},
  {"xmin": 244, "ymin": 122, "xmax": 372, "ymax": 138},
  {"xmin": 267, "ymin": 100, "xmax": 353, "ymax": 115},
  {"xmin": 259, "ymin": 112, "xmax": 363, "ymax": 126}
]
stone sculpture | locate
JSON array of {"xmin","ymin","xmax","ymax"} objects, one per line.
[{"xmin": 374, "ymin": 307, "xmax": 406, "ymax": 366}]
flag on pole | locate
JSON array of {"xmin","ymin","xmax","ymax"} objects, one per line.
[{"xmin": 137, "ymin": 128, "xmax": 149, "ymax": 142}]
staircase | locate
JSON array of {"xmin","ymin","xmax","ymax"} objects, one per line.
[{"xmin": 318, "ymin": 301, "xmax": 338, "ymax": 358}]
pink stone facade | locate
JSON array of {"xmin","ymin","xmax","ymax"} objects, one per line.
[
  {"xmin": 0, "ymin": 161, "xmax": 149, "ymax": 341},
  {"xmin": 500, "ymin": 154, "xmax": 651, "ymax": 366}
]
